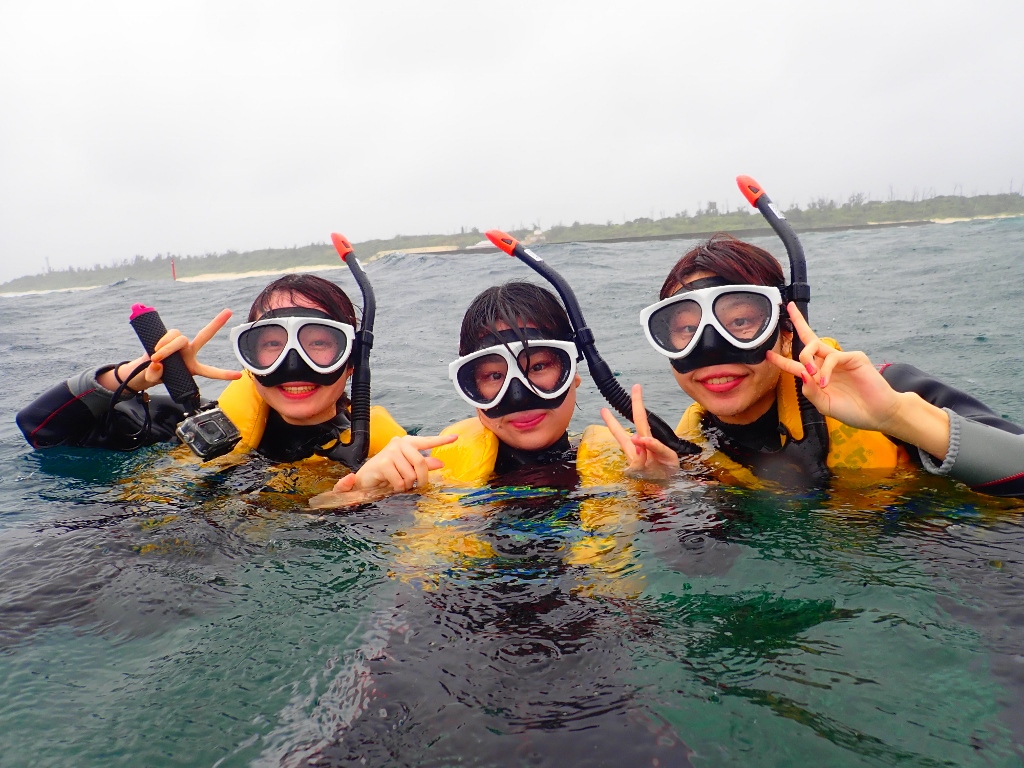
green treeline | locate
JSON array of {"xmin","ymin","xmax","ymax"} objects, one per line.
[
  {"xmin": 545, "ymin": 192, "xmax": 1024, "ymax": 243},
  {"xmin": 4, "ymin": 193, "xmax": 1023, "ymax": 294}
]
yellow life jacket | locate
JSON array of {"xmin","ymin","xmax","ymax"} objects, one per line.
[
  {"xmin": 405, "ymin": 417, "xmax": 640, "ymax": 597},
  {"xmin": 674, "ymin": 338, "xmax": 910, "ymax": 486},
  {"xmin": 430, "ymin": 417, "xmax": 631, "ymax": 487},
  {"xmin": 216, "ymin": 371, "xmax": 406, "ymax": 463}
]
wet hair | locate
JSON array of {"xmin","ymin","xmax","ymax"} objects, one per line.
[
  {"xmin": 248, "ymin": 273, "xmax": 357, "ymax": 325},
  {"xmin": 459, "ymin": 282, "xmax": 574, "ymax": 355},
  {"xmin": 660, "ymin": 233, "xmax": 786, "ymax": 299}
]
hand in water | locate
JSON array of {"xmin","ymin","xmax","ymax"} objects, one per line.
[
  {"xmin": 332, "ymin": 433, "xmax": 459, "ymax": 494},
  {"xmin": 601, "ymin": 384, "xmax": 680, "ymax": 481},
  {"xmin": 766, "ymin": 302, "xmax": 949, "ymax": 458}
]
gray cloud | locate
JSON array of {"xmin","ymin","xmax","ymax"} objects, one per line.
[{"xmin": 1, "ymin": 1, "xmax": 1022, "ymax": 282}]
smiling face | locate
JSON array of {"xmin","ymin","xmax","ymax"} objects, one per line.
[
  {"xmin": 252, "ymin": 291, "xmax": 351, "ymax": 426},
  {"xmin": 474, "ymin": 321, "xmax": 581, "ymax": 451},
  {"xmin": 668, "ymin": 271, "xmax": 791, "ymax": 425}
]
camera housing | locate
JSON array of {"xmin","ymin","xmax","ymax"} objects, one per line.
[{"xmin": 175, "ymin": 403, "xmax": 241, "ymax": 461}]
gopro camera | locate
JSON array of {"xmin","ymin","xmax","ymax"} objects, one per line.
[{"xmin": 175, "ymin": 402, "xmax": 241, "ymax": 461}]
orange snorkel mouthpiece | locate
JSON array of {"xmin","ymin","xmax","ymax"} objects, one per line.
[
  {"xmin": 736, "ymin": 175, "xmax": 766, "ymax": 207},
  {"xmin": 331, "ymin": 232, "xmax": 354, "ymax": 262},
  {"xmin": 485, "ymin": 230, "xmax": 519, "ymax": 256}
]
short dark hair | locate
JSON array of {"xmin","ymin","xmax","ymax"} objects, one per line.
[
  {"xmin": 248, "ymin": 274, "xmax": 357, "ymax": 325},
  {"xmin": 660, "ymin": 233, "xmax": 786, "ymax": 299},
  {"xmin": 459, "ymin": 282, "xmax": 573, "ymax": 355}
]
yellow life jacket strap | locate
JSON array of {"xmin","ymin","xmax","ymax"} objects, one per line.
[
  {"xmin": 215, "ymin": 371, "xmax": 405, "ymax": 459},
  {"xmin": 218, "ymin": 371, "xmax": 270, "ymax": 451}
]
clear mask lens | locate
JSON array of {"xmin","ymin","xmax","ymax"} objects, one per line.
[
  {"xmin": 647, "ymin": 290, "xmax": 774, "ymax": 354},
  {"xmin": 712, "ymin": 291, "xmax": 773, "ymax": 342},
  {"xmin": 237, "ymin": 321, "xmax": 350, "ymax": 372},
  {"xmin": 456, "ymin": 345, "xmax": 572, "ymax": 406}
]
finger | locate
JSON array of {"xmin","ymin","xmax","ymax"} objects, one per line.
[
  {"xmin": 817, "ymin": 349, "xmax": 868, "ymax": 388},
  {"xmin": 411, "ymin": 433, "xmax": 459, "ymax": 451},
  {"xmin": 635, "ymin": 435, "xmax": 678, "ymax": 465},
  {"xmin": 387, "ymin": 451, "xmax": 419, "ymax": 492},
  {"xmin": 425, "ymin": 457, "xmax": 445, "ymax": 471},
  {"xmin": 151, "ymin": 335, "xmax": 188, "ymax": 361},
  {"xmin": 191, "ymin": 363, "xmax": 244, "ymax": 380},
  {"xmin": 786, "ymin": 302, "xmax": 819, "ymax": 344},
  {"xmin": 765, "ymin": 349, "xmax": 806, "ymax": 377},
  {"xmin": 600, "ymin": 408, "xmax": 637, "ymax": 460},
  {"xmin": 153, "ymin": 329, "xmax": 179, "ymax": 352},
  {"xmin": 797, "ymin": 338, "xmax": 829, "ymax": 373},
  {"xmin": 143, "ymin": 360, "xmax": 163, "ymax": 384},
  {"xmin": 191, "ymin": 309, "xmax": 234, "ymax": 353},
  {"xmin": 333, "ymin": 474, "xmax": 357, "ymax": 493},
  {"xmin": 631, "ymin": 384, "xmax": 651, "ymax": 438},
  {"xmin": 631, "ymin": 434, "xmax": 649, "ymax": 467},
  {"xmin": 400, "ymin": 441, "xmax": 432, "ymax": 488},
  {"xmin": 379, "ymin": 461, "xmax": 410, "ymax": 493}
]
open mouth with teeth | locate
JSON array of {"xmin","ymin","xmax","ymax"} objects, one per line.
[
  {"xmin": 696, "ymin": 372, "xmax": 746, "ymax": 393},
  {"xmin": 277, "ymin": 384, "xmax": 319, "ymax": 398}
]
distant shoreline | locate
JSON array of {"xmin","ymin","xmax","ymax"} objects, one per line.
[
  {"xmin": 433, "ymin": 213, "xmax": 1022, "ymax": 254},
  {"xmin": 3, "ymin": 209, "xmax": 1022, "ymax": 294}
]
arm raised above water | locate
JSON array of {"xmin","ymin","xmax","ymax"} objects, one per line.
[{"xmin": 767, "ymin": 303, "xmax": 1024, "ymax": 497}]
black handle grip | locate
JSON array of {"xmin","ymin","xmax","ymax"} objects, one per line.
[{"xmin": 129, "ymin": 307, "xmax": 201, "ymax": 409}]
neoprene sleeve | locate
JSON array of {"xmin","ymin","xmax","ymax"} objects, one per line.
[
  {"xmin": 881, "ymin": 363, "xmax": 1024, "ymax": 497},
  {"xmin": 16, "ymin": 368, "xmax": 185, "ymax": 450}
]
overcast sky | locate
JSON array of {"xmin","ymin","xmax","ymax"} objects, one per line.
[{"xmin": 1, "ymin": 1, "xmax": 1021, "ymax": 283}]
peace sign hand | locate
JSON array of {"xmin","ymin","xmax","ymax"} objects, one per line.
[
  {"xmin": 601, "ymin": 384, "xmax": 680, "ymax": 481},
  {"xmin": 146, "ymin": 309, "xmax": 243, "ymax": 385},
  {"xmin": 766, "ymin": 302, "xmax": 906, "ymax": 433}
]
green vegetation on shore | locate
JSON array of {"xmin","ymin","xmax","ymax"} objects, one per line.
[{"xmin": 4, "ymin": 192, "xmax": 1023, "ymax": 293}]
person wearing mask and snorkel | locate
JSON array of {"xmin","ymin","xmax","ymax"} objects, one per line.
[
  {"xmin": 601, "ymin": 177, "xmax": 1024, "ymax": 497},
  {"xmin": 16, "ymin": 235, "xmax": 435, "ymax": 476},
  {"xmin": 330, "ymin": 280, "xmax": 621, "ymax": 498},
  {"xmin": 327, "ymin": 224, "xmax": 701, "ymax": 502}
]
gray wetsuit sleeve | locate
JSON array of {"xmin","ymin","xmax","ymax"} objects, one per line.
[
  {"xmin": 919, "ymin": 409, "xmax": 1024, "ymax": 495},
  {"xmin": 67, "ymin": 367, "xmax": 135, "ymax": 419}
]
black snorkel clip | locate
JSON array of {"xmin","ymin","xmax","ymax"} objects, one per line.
[
  {"xmin": 484, "ymin": 230, "xmax": 701, "ymax": 457},
  {"xmin": 737, "ymin": 175, "xmax": 830, "ymax": 485},
  {"xmin": 317, "ymin": 233, "xmax": 375, "ymax": 470}
]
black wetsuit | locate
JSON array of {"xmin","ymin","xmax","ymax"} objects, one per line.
[
  {"xmin": 16, "ymin": 367, "xmax": 351, "ymax": 463},
  {"xmin": 491, "ymin": 432, "xmax": 579, "ymax": 489}
]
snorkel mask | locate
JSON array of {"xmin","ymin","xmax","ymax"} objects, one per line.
[
  {"xmin": 449, "ymin": 327, "xmax": 579, "ymax": 417},
  {"xmin": 230, "ymin": 308, "xmax": 356, "ymax": 388},
  {"xmin": 641, "ymin": 176, "xmax": 814, "ymax": 376},
  {"xmin": 229, "ymin": 233, "xmax": 377, "ymax": 470},
  {"xmin": 640, "ymin": 276, "xmax": 784, "ymax": 374},
  {"xmin": 483, "ymin": 230, "xmax": 702, "ymax": 457}
]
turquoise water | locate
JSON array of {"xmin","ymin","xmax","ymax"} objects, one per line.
[{"xmin": 1, "ymin": 218, "xmax": 1024, "ymax": 766}]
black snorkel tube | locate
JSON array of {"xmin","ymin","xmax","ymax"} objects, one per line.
[
  {"xmin": 485, "ymin": 230, "xmax": 700, "ymax": 457},
  {"xmin": 736, "ymin": 175, "xmax": 829, "ymax": 484},
  {"xmin": 318, "ymin": 233, "xmax": 375, "ymax": 470},
  {"xmin": 736, "ymin": 176, "xmax": 811, "ymax": 355}
]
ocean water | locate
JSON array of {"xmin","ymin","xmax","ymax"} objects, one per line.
[{"xmin": 1, "ymin": 218, "xmax": 1023, "ymax": 767}]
